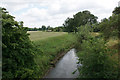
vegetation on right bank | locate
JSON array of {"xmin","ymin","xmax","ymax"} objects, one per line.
[
  {"xmin": 76, "ymin": 24, "xmax": 118, "ymax": 78},
  {"xmin": 74, "ymin": 6, "xmax": 119, "ymax": 78}
]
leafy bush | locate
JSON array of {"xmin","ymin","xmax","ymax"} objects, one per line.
[
  {"xmin": 76, "ymin": 24, "xmax": 118, "ymax": 78},
  {"xmin": 77, "ymin": 37, "xmax": 118, "ymax": 78},
  {"xmin": 98, "ymin": 14, "xmax": 119, "ymax": 40},
  {"xmin": 75, "ymin": 24, "xmax": 92, "ymax": 50},
  {"xmin": 2, "ymin": 8, "xmax": 37, "ymax": 78}
]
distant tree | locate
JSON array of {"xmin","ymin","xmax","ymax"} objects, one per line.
[
  {"xmin": 33, "ymin": 27, "xmax": 37, "ymax": 31},
  {"xmin": 52, "ymin": 26, "xmax": 64, "ymax": 32},
  {"xmin": 63, "ymin": 10, "xmax": 98, "ymax": 33},
  {"xmin": 63, "ymin": 18, "xmax": 75, "ymax": 33},
  {"xmin": 47, "ymin": 26, "xmax": 50, "ymax": 30},
  {"xmin": 49, "ymin": 27, "xmax": 54, "ymax": 31},
  {"xmin": 41, "ymin": 25, "xmax": 46, "ymax": 31},
  {"xmin": 38, "ymin": 27, "xmax": 42, "ymax": 31}
]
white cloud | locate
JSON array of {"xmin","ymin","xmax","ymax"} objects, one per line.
[{"xmin": 1, "ymin": 0, "xmax": 120, "ymax": 28}]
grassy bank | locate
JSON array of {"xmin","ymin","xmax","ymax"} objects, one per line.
[{"xmin": 29, "ymin": 33, "xmax": 77, "ymax": 78}]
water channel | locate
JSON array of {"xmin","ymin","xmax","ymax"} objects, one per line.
[{"xmin": 45, "ymin": 48, "xmax": 81, "ymax": 78}]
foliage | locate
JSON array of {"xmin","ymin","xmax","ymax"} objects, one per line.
[
  {"xmin": 2, "ymin": 8, "xmax": 37, "ymax": 78},
  {"xmin": 41, "ymin": 25, "xmax": 46, "ymax": 31},
  {"xmin": 98, "ymin": 7, "xmax": 120, "ymax": 40},
  {"xmin": 113, "ymin": 6, "xmax": 120, "ymax": 15},
  {"xmin": 76, "ymin": 24, "xmax": 118, "ymax": 78},
  {"xmin": 98, "ymin": 14, "xmax": 119, "ymax": 40},
  {"xmin": 75, "ymin": 24, "xmax": 92, "ymax": 50},
  {"xmin": 77, "ymin": 37, "xmax": 118, "ymax": 78},
  {"xmin": 53, "ymin": 26, "xmax": 65, "ymax": 32},
  {"xmin": 63, "ymin": 18, "xmax": 76, "ymax": 32},
  {"xmin": 92, "ymin": 23, "xmax": 100, "ymax": 32},
  {"xmin": 27, "ymin": 26, "xmax": 65, "ymax": 32},
  {"xmin": 63, "ymin": 10, "xmax": 98, "ymax": 33},
  {"xmin": 28, "ymin": 27, "xmax": 40, "ymax": 31}
]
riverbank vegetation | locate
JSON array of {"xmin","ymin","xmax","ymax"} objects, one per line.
[
  {"xmin": 76, "ymin": 24, "xmax": 118, "ymax": 78},
  {"xmin": 2, "ymin": 5, "xmax": 119, "ymax": 79},
  {"xmin": 2, "ymin": 8, "xmax": 37, "ymax": 78},
  {"xmin": 74, "ymin": 7, "xmax": 119, "ymax": 78}
]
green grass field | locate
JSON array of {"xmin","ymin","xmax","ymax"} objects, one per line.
[{"xmin": 28, "ymin": 31, "xmax": 67, "ymax": 41}]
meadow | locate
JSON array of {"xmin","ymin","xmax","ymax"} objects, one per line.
[{"xmin": 28, "ymin": 31, "xmax": 67, "ymax": 41}]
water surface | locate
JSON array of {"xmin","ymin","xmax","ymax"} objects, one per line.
[{"xmin": 45, "ymin": 49, "xmax": 79, "ymax": 78}]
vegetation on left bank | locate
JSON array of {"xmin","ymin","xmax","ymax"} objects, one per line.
[
  {"xmin": 2, "ymin": 8, "xmax": 37, "ymax": 78},
  {"xmin": 2, "ymin": 7, "xmax": 77, "ymax": 78}
]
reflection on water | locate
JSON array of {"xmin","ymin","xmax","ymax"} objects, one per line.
[{"xmin": 45, "ymin": 49, "xmax": 80, "ymax": 78}]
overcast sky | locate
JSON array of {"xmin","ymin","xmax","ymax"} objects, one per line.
[{"xmin": 1, "ymin": 0, "xmax": 119, "ymax": 28}]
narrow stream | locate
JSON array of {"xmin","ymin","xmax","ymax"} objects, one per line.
[{"xmin": 45, "ymin": 48, "xmax": 80, "ymax": 78}]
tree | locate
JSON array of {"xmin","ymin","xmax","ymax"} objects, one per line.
[
  {"xmin": 99, "ymin": 12, "xmax": 119, "ymax": 40},
  {"xmin": 63, "ymin": 18, "xmax": 76, "ymax": 33},
  {"xmin": 2, "ymin": 7, "xmax": 36, "ymax": 78},
  {"xmin": 47, "ymin": 26, "xmax": 50, "ymax": 30},
  {"xmin": 63, "ymin": 10, "xmax": 98, "ymax": 33},
  {"xmin": 113, "ymin": 6, "xmax": 120, "ymax": 15},
  {"xmin": 41, "ymin": 25, "xmax": 46, "ymax": 31},
  {"xmin": 33, "ymin": 27, "xmax": 37, "ymax": 31},
  {"xmin": 38, "ymin": 27, "xmax": 42, "ymax": 31}
]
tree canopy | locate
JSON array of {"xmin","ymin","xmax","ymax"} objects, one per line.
[
  {"xmin": 2, "ymin": 7, "xmax": 36, "ymax": 78},
  {"xmin": 63, "ymin": 10, "xmax": 98, "ymax": 33},
  {"xmin": 98, "ymin": 7, "xmax": 120, "ymax": 40},
  {"xmin": 113, "ymin": 6, "xmax": 120, "ymax": 15}
]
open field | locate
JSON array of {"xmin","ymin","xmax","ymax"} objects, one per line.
[{"xmin": 28, "ymin": 31, "xmax": 67, "ymax": 41}]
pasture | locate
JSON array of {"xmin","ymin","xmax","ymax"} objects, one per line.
[{"xmin": 28, "ymin": 31, "xmax": 67, "ymax": 41}]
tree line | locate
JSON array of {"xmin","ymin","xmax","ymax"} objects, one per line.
[
  {"xmin": 27, "ymin": 10, "xmax": 98, "ymax": 33},
  {"xmin": 27, "ymin": 26, "xmax": 65, "ymax": 32}
]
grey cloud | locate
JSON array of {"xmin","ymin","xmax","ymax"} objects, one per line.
[{"xmin": 1, "ymin": 0, "xmax": 119, "ymax": 27}]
